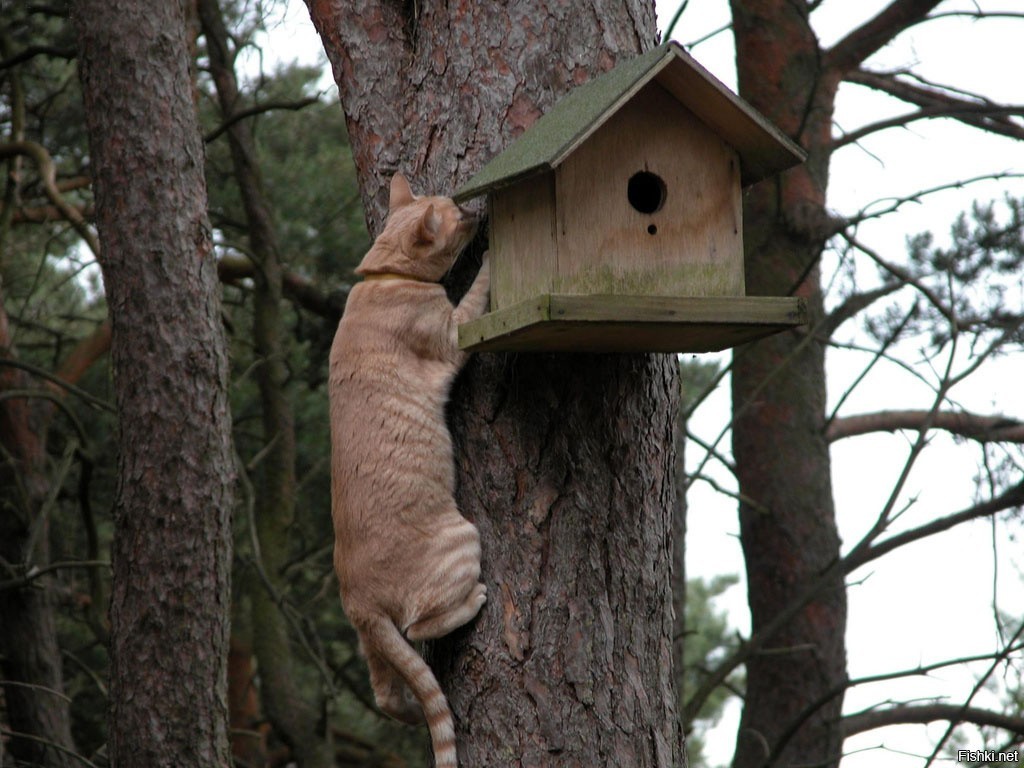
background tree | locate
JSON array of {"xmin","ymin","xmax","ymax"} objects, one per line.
[
  {"xmin": 666, "ymin": 3, "xmax": 1024, "ymax": 767},
  {"xmin": 305, "ymin": 1, "xmax": 685, "ymax": 765},
  {"xmin": 75, "ymin": 0, "xmax": 236, "ymax": 765}
]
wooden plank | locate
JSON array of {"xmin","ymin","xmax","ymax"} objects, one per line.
[
  {"xmin": 489, "ymin": 175, "xmax": 557, "ymax": 310},
  {"xmin": 555, "ymin": 82, "xmax": 744, "ymax": 299},
  {"xmin": 457, "ymin": 294, "xmax": 552, "ymax": 350},
  {"xmin": 458, "ymin": 293, "xmax": 807, "ymax": 353}
]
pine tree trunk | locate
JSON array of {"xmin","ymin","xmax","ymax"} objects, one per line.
[
  {"xmin": 75, "ymin": 2, "xmax": 235, "ymax": 766},
  {"xmin": 306, "ymin": 2, "xmax": 685, "ymax": 765},
  {"xmin": 197, "ymin": 1, "xmax": 334, "ymax": 763},
  {"xmin": 728, "ymin": 2, "xmax": 847, "ymax": 766}
]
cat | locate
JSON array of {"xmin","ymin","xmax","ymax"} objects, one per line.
[{"xmin": 328, "ymin": 173, "xmax": 490, "ymax": 768}]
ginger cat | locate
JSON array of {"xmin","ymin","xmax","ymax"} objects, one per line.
[{"xmin": 329, "ymin": 173, "xmax": 489, "ymax": 768}]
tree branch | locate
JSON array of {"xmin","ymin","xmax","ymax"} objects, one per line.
[
  {"xmin": 217, "ymin": 253, "xmax": 345, "ymax": 319},
  {"xmin": 0, "ymin": 45, "xmax": 75, "ymax": 71},
  {"xmin": 841, "ymin": 232, "xmax": 954, "ymax": 324},
  {"xmin": 53, "ymin": 322, "xmax": 111, "ymax": 388},
  {"xmin": 843, "ymin": 69, "xmax": 1024, "ymax": 143},
  {"xmin": 844, "ymin": 480, "xmax": 1024, "ymax": 572},
  {"xmin": 766, "ymin": 646, "xmax": 1024, "ymax": 766},
  {"xmin": 203, "ymin": 96, "xmax": 321, "ymax": 144},
  {"xmin": 828, "ymin": 409, "xmax": 1024, "ymax": 444},
  {"xmin": 846, "ymin": 171, "xmax": 1024, "ymax": 229},
  {"xmin": 826, "ymin": 0, "xmax": 943, "ymax": 75},
  {"xmin": 0, "ymin": 141, "xmax": 100, "ymax": 256},
  {"xmin": 834, "ymin": 104, "xmax": 1024, "ymax": 149},
  {"xmin": 822, "ymin": 283, "xmax": 903, "ymax": 338},
  {"xmin": 844, "ymin": 703, "xmax": 1024, "ymax": 739},
  {"xmin": 11, "ymin": 202, "xmax": 94, "ymax": 225}
]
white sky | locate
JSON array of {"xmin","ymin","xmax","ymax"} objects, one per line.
[{"xmin": 260, "ymin": 2, "xmax": 1024, "ymax": 766}]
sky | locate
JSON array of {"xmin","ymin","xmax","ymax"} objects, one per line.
[{"xmin": 259, "ymin": 2, "xmax": 1024, "ymax": 765}]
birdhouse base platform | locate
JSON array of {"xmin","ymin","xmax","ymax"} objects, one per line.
[{"xmin": 458, "ymin": 294, "xmax": 806, "ymax": 353}]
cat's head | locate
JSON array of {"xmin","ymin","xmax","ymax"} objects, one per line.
[{"xmin": 356, "ymin": 173, "xmax": 478, "ymax": 281}]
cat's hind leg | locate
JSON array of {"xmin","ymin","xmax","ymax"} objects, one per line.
[
  {"xmin": 405, "ymin": 581, "xmax": 487, "ymax": 642},
  {"xmin": 364, "ymin": 644, "xmax": 424, "ymax": 724}
]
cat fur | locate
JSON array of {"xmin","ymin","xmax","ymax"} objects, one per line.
[{"xmin": 328, "ymin": 173, "xmax": 489, "ymax": 768}]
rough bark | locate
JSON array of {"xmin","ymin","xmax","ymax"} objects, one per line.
[
  {"xmin": 197, "ymin": 1, "xmax": 333, "ymax": 764},
  {"xmin": 728, "ymin": 2, "xmax": 847, "ymax": 767},
  {"xmin": 672, "ymin": 386, "xmax": 688, "ymax": 722},
  {"xmin": 305, "ymin": 1, "xmax": 684, "ymax": 765},
  {"xmin": 75, "ymin": 1, "xmax": 235, "ymax": 766}
]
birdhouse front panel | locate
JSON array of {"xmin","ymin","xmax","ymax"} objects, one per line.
[
  {"xmin": 488, "ymin": 172, "xmax": 556, "ymax": 312},
  {"xmin": 553, "ymin": 82, "xmax": 744, "ymax": 301}
]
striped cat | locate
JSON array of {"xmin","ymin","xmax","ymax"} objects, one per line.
[{"xmin": 329, "ymin": 173, "xmax": 489, "ymax": 768}]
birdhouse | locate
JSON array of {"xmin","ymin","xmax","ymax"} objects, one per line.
[{"xmin": 455, "ymin": 41, "xmax": 808, "ymax": 354}]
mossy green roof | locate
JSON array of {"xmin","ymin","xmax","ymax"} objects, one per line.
[{"xmin": 455, "ymin": 41, "xmax": 805, "ymax": 202}]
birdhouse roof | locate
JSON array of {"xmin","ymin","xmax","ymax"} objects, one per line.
[{"xmin": 455, "ymin": 41, "xmax": 806, "ymax": 202}]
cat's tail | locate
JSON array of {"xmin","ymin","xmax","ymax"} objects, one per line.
[{"xmin": 363, "ymin": 614, "xmax": 458, "ymax": 768}]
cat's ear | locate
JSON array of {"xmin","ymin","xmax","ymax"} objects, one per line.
[
  {"xmin": 417, "ymin": 204, "xmax": 441, "ymax": 244},
  {"xmin": 389, "ymin": 173, "xmax": 415, "ymax": 210}
]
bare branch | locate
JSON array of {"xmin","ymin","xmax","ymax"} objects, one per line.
[
  {"xmin": 11, "ymin": 202, "xmax": 94, "ymax": 225},
  {"xmin": 0, "ymin": 559, "xmax": 110, "ymax": 592},
  {"xmin": 834, "ymin": 104, "xmax": 1024, "ymax": 149},
  {"xmin": 0, "ymin": 45, "xmax": 75, "ymax": 71},
  {"xmin": 844, "ymin": 480, "xmax": 1024, "ymax": 572},
  {"xmin": 847, "ymin": 172, "xmax": 1024, "ymax": 228},
  {"xmin": 824, "ymin": 302, "xmax": 918, "ymax": 434},
  {"xmin": 822, "ymin": 283, "xmax": 903, "ymax": 338},
  {"xmin": 203, "ymin": 96, "xmax": 321, "ymax": 144},
  {"xmin": 826, "ymin": 0, "xmax": 943, "ymax": 75},
  {"xmin": 840, "ymin": 232, "xmax": 954, "ymax": 324},
  {"xmin": 53, "ymin": 322, "xmax": 111, "ymax": 388},
  {"xmin": 767, "ymin": 646, "xmax": 1024, "ymax": 765},
  {"xmin": 829, "ymin": 409, "xmax": 1024, "ymax": 443},
  {"xmin": 925, "ymin": 621, "xmax": 1024, "ymax": 766},
  {"xmin": 844, "ymin": 704, "xmax": 1024, "ymax": 738},
  {"xmin": 926, "ymin": 11, "xmax": 1024, "ymax": 22},
  {"xmin": 844, "ymin": 69, "xmax": 1024, "ymax": 142},
  {"xmin": 0, "ymin": 358, "xmax": 114, "ymax": 412}
]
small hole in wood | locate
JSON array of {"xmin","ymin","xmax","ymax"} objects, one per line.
[
  {"xmin": 647, "ymin": 224, "xmax": 658, "ymax": 235},
  {"xmin": 627, "ymin": 171, "xmax": 666, "ymax": 214}
]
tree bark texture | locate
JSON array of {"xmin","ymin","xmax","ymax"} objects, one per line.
[
  {"xmin": 75, "ymin": 1, "xmax": 235, "ymax": 766},
  {"xmin": 197, "ymin": 1, "xmax": 334, "ymax": 764},
  {"xmin": 305, "ymin": 1, "xmax": 685, "ymax": 765},
  {"xmin": 728, "ymin": 2, "xmax": 847, "ymax": 767}
]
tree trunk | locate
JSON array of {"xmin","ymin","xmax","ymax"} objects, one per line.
[
  {"xmin": 728, "ymin": 2, "xmax": 847, "ymax": 767},
  {"xmin": 197, "ymin": 1, "xmax": 334, "ymax": 764},
  {"xmin": 672, "ymin": 379, "xmax": 688, "ymax": 722},
  {"xmin": 75, "ymin": 1, "xmax": 235, "ymax": 766},
  {"xmin": 306, "ymin": 2, "xmax": 685, "ymax": 765}
]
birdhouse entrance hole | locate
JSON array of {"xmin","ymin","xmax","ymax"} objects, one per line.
[
  {"xmin": 627, "ymin": 171, "xmax": 666, "ymax": 215},
  {"xmin": 453, "ymin": 41, "xmax": 810, "ymax": 354}
]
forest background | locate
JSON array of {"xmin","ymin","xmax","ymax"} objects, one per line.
[{"xmin": 0, "ymin": 1, "xmax": 1022, "ymax": 767}]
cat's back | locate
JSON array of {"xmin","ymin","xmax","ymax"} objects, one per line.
[{"xmin": 328, "ymin": 280, "xmax": 458, "ymax": 490}]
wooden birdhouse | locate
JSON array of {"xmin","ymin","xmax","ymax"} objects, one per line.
[{"xmin": 455, "ymin": 41, "xmax": 808, "ymax": 353}]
